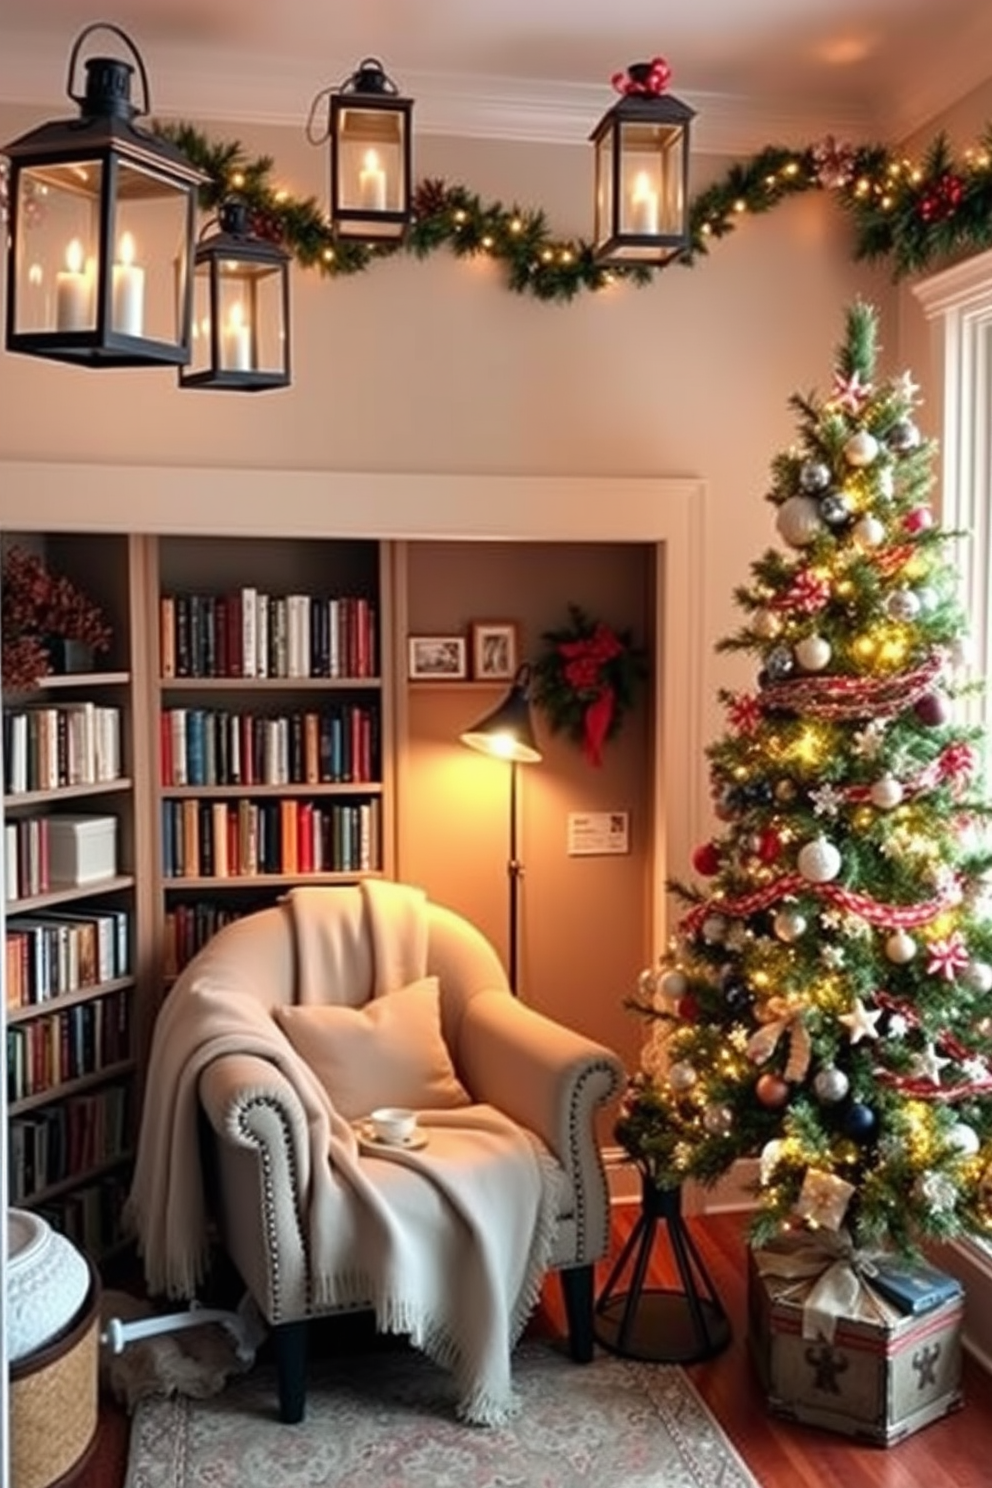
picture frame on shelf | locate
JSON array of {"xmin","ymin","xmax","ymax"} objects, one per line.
[
  {"xmin": 470, "ymin": 621, "xmax": 518, "ymax": 681},
  {"xmin": 408, "ymin": 635, "xmax": 468, "ymax": 680}
]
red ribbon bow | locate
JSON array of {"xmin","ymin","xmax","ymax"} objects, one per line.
[
  {"xmin": 558, "ymin": 624, "xmax": 625, "ymax": 767},
  {"xmin": 611, "ymin": 57, "xmax": 672, "ymax": 97}
]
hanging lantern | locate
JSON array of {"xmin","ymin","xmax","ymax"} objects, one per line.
[
  {"xmin": 590, "ymin": 58, "xmax": 695, "ymax": 266},
  {"xmin": 179, "ymin": 199, "xmax": 291, "ymax": 392},
  {"xmin": 3, "ymin": 23, "xmax": 207, "ymax": 367},
  {"xmin": 328, "ymin": 58, "xmax": 412, "ymax": 242}
]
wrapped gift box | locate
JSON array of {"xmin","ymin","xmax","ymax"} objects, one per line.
[{"xmin": 747, "ymin": 1241, "xmax": 963, "ymax": 1446}]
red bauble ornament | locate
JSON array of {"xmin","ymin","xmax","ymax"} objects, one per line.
[
  {"xmin": 756, "ymin": 828, "xmax": 782, "ymax": 864},
  {"xmin": 755, "ymin": 1072, "xmax": 790, "ymax": 1108},
  {"xmin": 904, "ymin": 506, "xmax": 934, "ymax": 534},
  {"xmin": 914, "ymin": 691, "xmax": 951, "ymax": 727},
  {"xmin": 677, "ymin": 994, "xmax": 701, "ymax": 1022},
  {"xmin": 692, "ymin": 842, "xmax": 722, "ymax": 876}
]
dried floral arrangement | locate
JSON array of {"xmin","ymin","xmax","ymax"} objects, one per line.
[{"xmin": 2, "ymin": 545, "xmax": 112, "ymax": 689}]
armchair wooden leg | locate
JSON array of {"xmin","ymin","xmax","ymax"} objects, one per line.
[
  {"xmin": 560, "ymin": 1264, "xmax": 595, "ymax": 1363},
  {"xmin": 273, "ymin": 1319, "xmax": 309, "ymax": 1423}
]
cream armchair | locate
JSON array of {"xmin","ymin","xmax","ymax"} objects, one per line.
[{"xmin": 137, "ymin": 884, "xmax": 623, "ymax": 1423}]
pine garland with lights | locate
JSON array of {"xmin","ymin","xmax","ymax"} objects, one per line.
[
  {"xmin": 144, "ymin": 120, "xmax": 992, "ymax": 302},
  {"xmin": 618, "ymin": 301, "xmax": 992, "ymax": 1259}
]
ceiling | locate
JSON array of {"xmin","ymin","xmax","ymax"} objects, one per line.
[{"xmin": 0, "ymin": 0, "xmax": 990, "ymax": 154}]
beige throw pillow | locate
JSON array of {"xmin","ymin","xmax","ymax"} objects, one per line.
[{"xmin": 275, "ymin": 976, "xmax": 470, "ymax": 1120}]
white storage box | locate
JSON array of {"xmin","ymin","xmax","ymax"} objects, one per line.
[{"xmin": 48, "ymin": 814, "xmax": 117, "ymax": 886}]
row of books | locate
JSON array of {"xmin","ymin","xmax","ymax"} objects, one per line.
[
  {"xmin": 163, "ymin": 902, "xmax": 246, "ymax": 979},
  {"xmin": 6, "ymin": 816, "xmax": 51, "ymax": 903},
  {"xmin": 3, "ymin": 703, "xmax": 123, "ymax": 795},
  {"xmin": 8, "ymin": 1083, "xmax": 130, "ymax": 1203},
  {"xmin": 7, "ymin": 988, "xmax": 130, "ymax": 1103},
  {"xmin": 38, "ymin": 1171, "xmax": 129, "ymax": 1260},
  {"xmin": 6, "ymin": 906, "xmax": 130, "ymax": 1008},
  {"xmin": 161, "ymin": 797, "xmax": 382, "ymax": 878},
  {"xmin": 160, "ymin": 589, "xmax": 378, "ymax": 680},
  {"xmin": 161, "ymin": 704, "xmax": 379, "ymax": 788}
]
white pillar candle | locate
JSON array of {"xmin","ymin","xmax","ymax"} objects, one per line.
[
  {"xmin": 358, "ymin": 149, "xmax": 387, "ymax": 212},
  {"xmin": 222, "ymin": 303, "xmax": 252, "ymax": 372},
  {"xmin": 55, "ymin": 238, "xmax": 91, "ymax": 331},
  {"xmin": 111, "ymin": 232, "xmax": 145, "ymax": 336},
  {"xmin": 629, "ymin": 172, "xmax": 660, "ymax": 236}
]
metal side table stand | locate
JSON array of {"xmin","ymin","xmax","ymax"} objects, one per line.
[{"xmin": 594, "ymin": 1178, "xmax": 732, "ymax": 1362}]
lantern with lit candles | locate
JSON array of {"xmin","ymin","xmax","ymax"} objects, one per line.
[
  {"xmin": 327, "ymin": 58, "xmax": 413, "ymax": 242},
  {"xmin": 179, "ymin": 198, "xmax": 291, "ymax": 392},
  {"xmin": 590, "ymin": 58, "xmax": 695, "ymax": 267},
  {"xmin": 3, "ymin": 22, "xmax": 206, "ymax": 367}
]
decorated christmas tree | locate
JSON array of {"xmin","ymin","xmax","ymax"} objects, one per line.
[{"xmin": 618, "ymin": 301, "xmax": 992, "ymax": 1254}]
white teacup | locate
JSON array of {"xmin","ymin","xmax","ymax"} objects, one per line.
[{"xmin": 369, "ymin": 1107, "xmax": 418, "ymax": 1144}]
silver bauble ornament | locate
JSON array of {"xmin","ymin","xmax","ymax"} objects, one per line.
[
  {"xmin": 794, "ymin": 635, "xmax": 831, "ymax": 672},
  {"xmin": 889, "ymin": 418, "xmax": 921, "ymax": 452},
  {"xmin": 885, "ymin": 588, "xmax": 921, "ymax": 621},
  {"xmin": 947, "ymin": 1122, "xmax": 981, "ymax": 1157},
  {"xmin": 765, "ymin": 645, "xmax": 795, "ymax": 681},
  {"xmin": 853, "ymin": 514, "xmax": 886, "ymax": 549},
  {"xmin": 869, "ymin": 775, "xmax": 904, "ymax": 809},
  {"xmin": 701, "ymin": 914, "xmax": 728, "ymax": 945},
  {"xmin": 844, "ymin": 430, "xmax": 880, "ymax": 467},
  {"xmin": 799, "ymin": 459, "xmax": 831, "ymax": 493},
  {"xmin": 819, "ymin": 491, "xmax": 854, "ymax": 526},
  {"xmin": 773, "ymin": 907, "xmax": 808, "ymax": 942},
  {"xmin": 885, "ymin": 929, "xmax": 917, "ymax": 964},
  {"xmin": 965, "ymin": 961, "xmax": 992, "ymax": 994},
  {"xmin": 702, "ymin": 1103, "xmax": 735, "ymax": 1137},
  {"xmin": 797, "ymin": 836, "xmax": 842, "ymax": 883},
  {"xmin": 668, "ymin": 1060, "xmax": 697, "ymax": 1092},
  {"xmin": 813, "ymin": 1066, "xmax": 850, "ymax": 1104},
  {"xmin": 752, "ymin": 609, "xmax": 781, "ymax": 640},
  {"xmin": 776, "ymin": 495, "xmax": 824, "ymax": 548}
]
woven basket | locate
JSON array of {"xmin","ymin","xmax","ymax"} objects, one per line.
[{"xmin": 10, "ymin": 1258, "xmax": 101, "ymax": 1488}]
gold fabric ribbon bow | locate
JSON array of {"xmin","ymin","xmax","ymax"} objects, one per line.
[
  {"xmin": 746, "ymin": 995, "xmax": 812, "ymax": 1082},
  {"xmin": 752, "ymin": 1230, "xmax": 900, "ymax": 1343}
]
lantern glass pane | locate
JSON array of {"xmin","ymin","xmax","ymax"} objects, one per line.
[
  {"xmin": 13, "ymin": 161, "xmax": 102, "ymax": 334},
  {"xmin": 336, "ymin": 105, "xmax": 406, "ymax": 218},
  {"xmin": 216, "ymin": 264, "xmax": 285, "ymax": 374},
  {"xmin": 618, "ymin": 122, "xmax": 685, "ymax": 237},
  {"xmin": 593, "ymin": 133, "xmax": 615, "ymax": 250},
  {"xmin": 109, "ymin": 160, "xmax": 191, "ymax": 344},
  {"xmin": 188, "ymin": 270, "xmax": 213, "ymax": 377}
]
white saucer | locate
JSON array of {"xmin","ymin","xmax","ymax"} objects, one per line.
[{"xmin": 356, "ymin": 1122, "xmax": 428, "ymax": 1152}]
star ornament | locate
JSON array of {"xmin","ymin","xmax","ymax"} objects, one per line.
[
  {"xmin": 839, "ymin": 997, "xmax": 883, "ymax": 1044},
  {"xmin": 829, "ymin": 369, "xmax": 873, "ymax": 415},
  {"xmin": 909, "ymin": 1044, "xmax": 952, "ymax": 1085}
]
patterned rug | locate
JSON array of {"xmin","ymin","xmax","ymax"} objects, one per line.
[{"xmin": 124, "ymin": 1338, "xmax": 759, "ymax": 1488}]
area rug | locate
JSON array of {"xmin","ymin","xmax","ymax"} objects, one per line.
[{"xmin": 124, "ymin": 1338, "xmax": 759, "ymax": 1488}]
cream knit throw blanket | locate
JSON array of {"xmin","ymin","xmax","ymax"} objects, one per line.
[{"xmin": 125, "ymin": 881, "xmax": 561, "ymax": 1424}]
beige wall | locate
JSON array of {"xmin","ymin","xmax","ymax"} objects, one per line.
[{"xmin": 0, "ymin": 100, "xmax": 899, "ymax": 1081}]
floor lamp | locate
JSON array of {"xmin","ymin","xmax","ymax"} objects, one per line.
[{"xmin": 460, "ymin": 663, "xmax": 542, "ymax": 995}]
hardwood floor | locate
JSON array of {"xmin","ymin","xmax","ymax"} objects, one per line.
[{"xmin": 78, "ymin": 1206, "xmax": 992, "ymax": 1488}]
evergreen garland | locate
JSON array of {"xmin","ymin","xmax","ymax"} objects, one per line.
[{"xmin": 147, "ymin": 119, "xmax": 992, "ymax": 303}]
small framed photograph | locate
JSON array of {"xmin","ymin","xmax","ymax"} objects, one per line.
[
  {"xmin": 408, "ymin": 635, "xmax": 468, "ymax": 680},
  {"xmin": 470, "ymin": 621, "xmax": 518, "ymax": 681}
]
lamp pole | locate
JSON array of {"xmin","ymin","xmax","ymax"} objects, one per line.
[{"xmin": 507, "ymin": 757, "xmax": 521, "ymax": 995}]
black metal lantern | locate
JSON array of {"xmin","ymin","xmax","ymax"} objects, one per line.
[
  {"xmin": 3, "ymin": 23, "xmax": 207, "ymax": 367},
  {"xmin": 328, "ymin": 58, "xmax": 413, "ymax": 243},
  {"xmin": 179, "ymin": 199, "xmax": 291, "ymax": 392},
  {"xmin": 590, "ymin": 58, "xmax": 695, "ymax": 267}
]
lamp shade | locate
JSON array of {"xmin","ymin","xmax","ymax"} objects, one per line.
[
  {"xmin": 180, "ymin": 198, "xmax": 292, "ymax": 391},
  {"xmin": 328, "ymin": 58, "xmax": 413, "ymax": 243},
  {"xmin": 3, "ymin": 23, "xmax": 206, "ymax": 367},
  {"xmin": 590, "ymin": 60, "xmax": 695, "ymax": 267},
  {"xmin": 460, "ymin": 665, "xmax": 542, "ymax": 765}
]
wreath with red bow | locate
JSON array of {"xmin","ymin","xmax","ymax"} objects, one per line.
[{"xmin": 531, "ymin": 604, "xmax": 647, "ymax": 767}]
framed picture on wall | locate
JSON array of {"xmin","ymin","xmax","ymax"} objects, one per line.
[
  {"xmin": 408, "ymin": 635, "xmax": 468, "ymax": 679},
  {"xmin": 470, "ymin": 621, "xmax": 518, "ymax": 681}
]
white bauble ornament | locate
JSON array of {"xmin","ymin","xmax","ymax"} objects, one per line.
[
  {"xmin": 752, "ymin": 609, "xmax": 781, "ymax": 640},
  {"xmin": 668, "ymin": 1061, "xmax": 697, "ymax": 1092},
  {"xmin": 813, "ymin": 1066, "xmax": 850, "ymax": 1104},
  {"xmin": 795, "ymin": 635, "xmax": 832, "ymax": 672},
  {"xmin": 701, "ymin": 914, "xmax": 728, "ymax": 945},
  {"xmin": 885, "ymin": 929, "xmax": 917, "ymax": 964},
  {"xmin": 844, "ymin": 430, "xmax": 880, "ymax": 467},
  {"xmin": 965, "ymin": 961, "xmax": 992, "ymax": 994},
  {"xmin": 773, "ymin": 907, "xmax": 808, "ymax": 943},
  {"xmin": 853, "ymin": 514, "xmax": 886, "ymax": 549},
  {"xmin": 776, "ymin": 495, "xmax": 824, "ymax": 548},
  {"xmin": 658, "ymin": 969, "xmax": 689, "ymax": 1002},
  {"xmin": 947, "ymin": 1123, "xmax": 981, "ymax": 1157},
  {"xmin": 702, "ymin": 1103, "xmax": 735, "ymax": 1137},
  {"xmin": 915, "ymin": 586, "xmax": 938, "ymax": 613},
  {"xmin": 885, "ymin": 588, "xmax": 921, "ymax": 622},
  {"xmin": 759, "ymin": 1139, "xmax": 785, "ymax": 1185},
  {"xmin": 870, "ymin": 775, "xmax": 904, "ymax": 809},
  {"xmin": 797, "ymin": 836, "xmax": 842, "ymax": 883}
]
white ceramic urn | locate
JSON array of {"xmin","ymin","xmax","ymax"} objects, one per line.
[{"xmin": 7, "ymin": 1208, "xmax": 91, "ymax": 1363}]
